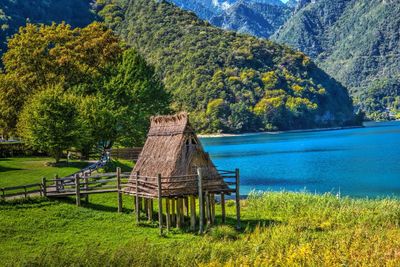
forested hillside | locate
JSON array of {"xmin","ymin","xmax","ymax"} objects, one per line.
[
  {"xmin": 97, "ymin": 0, "xmax": 357, "ymax": 133},
  {"xmin": 0, "ymin": 0, "xmax": 95, "ymax": 54},
  {"xmin": 273, "ymin": 0, "xmax": 400, "ymax": 119}
]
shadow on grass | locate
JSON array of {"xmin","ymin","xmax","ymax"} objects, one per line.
[
  {"xmin": 0, "ymin": 197, "xmax": 56, "ymax": 209},
  {"xmin": 0, "ymin": 166, "xmax": 23, "ymax": 172}
]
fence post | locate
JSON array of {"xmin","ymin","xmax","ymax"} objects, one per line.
[
  {"xmin": 84, "ymin": 173, "xmax": 89, "ymax": 203},
  {"xmin": 24, "ymin": 186, "xmax": 27, "ymax": 198},
  {"xmin": 235, "ymin": 168, "xmax": 241, "ymax": 230},
  {"xmin": 1, "ymin": 188, "xmax": 5, "ymax": 201},
  {"xmin": 157, "ymin": 174, "xmax": 163, "ymax": 235},
  {"xmin": 197, "ymin": 168, "xmax": 204, "ymax": 234},
  {"xmin": 55, "ymin": 174, "xmax": 59, "ymax": 192},
  {"xmin": 42, "ymin": 177, "xmax": 47, "ymax": 197},
  {"xmin": 75, "ymin": 174, "xmax": 81, "ymax": 207},
  {"xmin": 117, "ymin": 167, "xmax": 122, "ymax": 213},
  {"xmin": 135, "ymin": 171, "xmax": 140, "ymax": 223}
]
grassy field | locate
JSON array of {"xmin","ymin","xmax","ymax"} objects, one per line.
[
  {"xmin": 1, "ymin": 190, "xmax": 400, "ymax": 266},
  {"xmin": 0, "ymin": 157, "xmax": 91, "ymax": 188}
]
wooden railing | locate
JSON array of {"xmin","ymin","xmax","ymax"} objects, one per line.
[{"xmin": 105, "ymin": 147, "xmax": 142, "ymax": 161}]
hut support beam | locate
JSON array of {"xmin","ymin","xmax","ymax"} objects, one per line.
[
  {"xmin": 171, "ymin": 198, "xmax": 176, "ymax": 226},
  {"xmin": 190, "ymin": 195, "xmax": 196, "ymax": 231},
  {"xmin": 221, "ymin": 192, "xmax": 226, "ymax": 223},
  {"xmin": 205, "ymin": 191, "xmax": 211, "ymax": 227},
  {"xmin": 157, "ymin": 174, "xmax": 163, "ymax": 235},
  {"xmin": 166, "ymin": 198, "xmax": 171, "ymax": 231},
  {"xmin": 197, "ymin": 168, "xmax": 204, "ymax": 234},
  {"xmin": 176, "ymin": 198, "xmax": 182, "ymax": 228},
  {"xmin": 211, "ymin": 193, "xmax": 215, "ymax": 224},
  {"xmin": 148, "ymin": 199, "xmax": 153, "ymax": 222},
  {"xmin": 184, "ymin": 197, "xmax": 189, "ymax": 217}
]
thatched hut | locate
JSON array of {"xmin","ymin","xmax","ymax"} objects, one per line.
[{"xmin": 124, "ymin": 113, "xmax": 240, "ymax": 233}]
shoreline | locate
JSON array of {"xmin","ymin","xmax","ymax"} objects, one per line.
[{"xmin": 198, "ymin": 125, "xmax": 364, "ymax": 138}]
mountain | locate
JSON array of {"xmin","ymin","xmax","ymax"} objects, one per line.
[
  {"xmin": 210, "ymin": 1, "xmax": 292, "ymax": 38},
  {"xmin": 168, "ymin": 0, "xmax": 293, "ymax": 39},
  {"xmin": 273, "ymin": 0, "xmax": 400, "ymax": 119},
  {"xmin": 96, "ymin": 0, "xmax": 357, "ymax": 133},
  {"xmin": 0, "ymin": 0, "xmax": 95, "ymax": 54}
]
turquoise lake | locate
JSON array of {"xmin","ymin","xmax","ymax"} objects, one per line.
[{"xmin": 201, "ymin": 121, "xmax": 400, "ymax": 198}]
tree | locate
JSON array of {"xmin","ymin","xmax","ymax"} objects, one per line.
[
  {"xmin": 78, "ymin": 95, "xmax": 118, "ymax": 157},
  {"xmin": 104, "ymin": 48, "xmax": 171, "ymax": 146},
  {"xmin": 1, "ymin": 22, "xmax": 122, "ymax": 136},
  {"xmin": 18, "ymin": 85, "xmax": 83, "ymax": 163}
]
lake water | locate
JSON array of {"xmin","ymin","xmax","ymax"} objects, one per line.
[{"xmin": 201, "ymin": 121, "xmax": 400, "ymax": 198}]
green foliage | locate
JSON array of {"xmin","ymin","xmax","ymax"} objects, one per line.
[
  {"xmin": 0, "ymin": 0, "xmax": 96, "ymax": 54},
  {"xmin": 0, "ymin": 22, "xmax": 122, "ymax": 137},
  {"xmin": 103, "ymin": 48, "xmax": 171, "ymax": 146},
  {"xmin": 17, "ymin": 86, "xmax": 84, "ymax": 163},
  {"xmin": 0, "ymin": 143, "xmax": 45, "ymax": 158},
  {"xmin": 0, "ymin": 22, "xmax": 170, "ymax": 155},
  {"xmin": 97, "ymin": 0, "xmax": 356, "ymax": 133}
]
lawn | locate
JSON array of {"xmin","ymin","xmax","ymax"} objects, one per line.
[
  {"xmin": 0, "ymin": 157, "xmax": 90, "ymax": 188},
  {"xmin": 1, "ymin": 191, "xmax": 400, "ymax": 266}
]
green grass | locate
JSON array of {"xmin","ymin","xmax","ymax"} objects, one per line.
[
  {"xmin": 0, "ymin": 157, "xmax": 90, "ymax": 187},
  {"xmin": 1, "ymin": 191, "xmax": 400, "ymax": 266}
]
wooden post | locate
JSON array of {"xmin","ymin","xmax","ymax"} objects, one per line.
[
  {"xmin": 1, "ymin": 188, "xmax": 5, "ymax": 200},
  {"xmin": 197, "ymin": 168, "xmax": 204, "ymax": 234},
  {"xmin": 75, "ymin": 174, "xmax": 81, "ymax": 207},
  {"xmin": 84, "ymin": 173, "xmax": 89, "ymax": 203},
  {"xmin": 135, "ymin": 171, "xmax": 140, "ymax": 223},
  {"xmin": 190, "ymin": 195, "xmax": 196, "ymax": 231},
  {"xmin": 166, "ymin": 198, "xmax": 171, "ymax": 231},
  {"xmin": 148, "ymin": 199, "xmax": 153, "ymax": 222},
  {"xmin": 221, "ymin": 192, "xmax": 226, "ymax": 223},
  {"xmin": 211, "ymin": 193, "xmax": 215, "ymax": 225},
  {"xmin": 184, "ymin": 197, "xmax": 189, "ymax": 217},
  {"xmin": 205, "ymin": 191, "xmax": 211, "ymax": 227},
  {"xmin": 171, "ymin": 198, "xmax": 176, "ymax": 226},
  {"xmin": 117, "ymin": 167, "xmax": 122, "ymax": 213},
  {"xmin": 55, "ymin": 174, "xmax": 59, "ymax": 192},
  {"xmin": 235, "ymin": 168, "xmax": 241, "ymax": 229},
  {"xmin": 176, "ymin": 198, "xmax": 182, "ymax": 228},
  {"xmin": 157, "ymin": 174, "xmax": 163, "ymax": 235},
  {"xmin": 24, "ymin": 186, "xmax": 27, "ymax": 198}
]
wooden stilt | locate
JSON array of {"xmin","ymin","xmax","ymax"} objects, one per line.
[
  {"xmin": 176, "ymin": 198, "xmax": 182, "ymax": 228},
  {"xmin": 144, "ymin": 198, "xmax": 149, "ymax": 217},
  {"xmin": 221, "ymin": 192, "xmax": 226, "ymax": 223},
  {"xmin": 197, "ymin": 168, "xmax": 204, "ymax": 234},
  {"xmin": 235, "ymin": 168, "xmax": 241, "ymax": 229},
  {"xmin": 171, "ymin": 198, "xmax": 176, "ymax": 226},
  {"xmin": 190, "ymin": 195, "xmax": 196, "ymax": 231},
  {"xmin": 205, "ymin": 191, "xmax": 211, "ymax": 227},
  {"xmin": 184, "ymin": 197, "xmax": 189, "ymax": 217},
  {"xmin": 148, "ymin": 199, "xmax": 153, "ymax": 222},
  {"xmin": 211, "ymin": 193, "xmax": 215, "ymax": 224},
  {"xmin": 157, "ymin": 174, "xmax": 163, "ymax": 235},
  {"xmin": 180, "ymin": 198, "xmax": 185, "ymax": 226},
  {"xmin": 166, "ymin": 198, "xmax": 171, "ymax": 231}
]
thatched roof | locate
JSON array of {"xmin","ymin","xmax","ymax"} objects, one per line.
[{"xmin": 127, "ymin": 113, "xmax": 229, "ymax": 197}]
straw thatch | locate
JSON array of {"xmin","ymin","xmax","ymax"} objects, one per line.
[{"xmin": 126, "ymin": 113, "xmax": 229, "ymax": 197}]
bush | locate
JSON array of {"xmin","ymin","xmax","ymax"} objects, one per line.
[
  {"xmin": 208, "ymin": 225, "xmax": 239, "ymax": 241},
  {"xmin": 0, "ymin": 142, "xmax": 46, "ymax": 158}
]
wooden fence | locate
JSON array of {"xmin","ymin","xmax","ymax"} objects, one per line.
[{"xmin": 105, "ymin": 147, "xmax": 142, "ymax": 161}]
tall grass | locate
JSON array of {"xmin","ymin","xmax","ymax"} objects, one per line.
[{"xmin": 1, "ymin": 192, "xmax": 400, "ymax": 266}]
